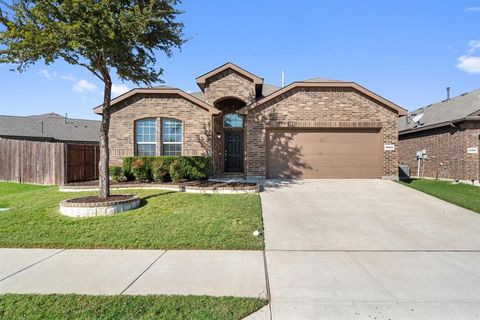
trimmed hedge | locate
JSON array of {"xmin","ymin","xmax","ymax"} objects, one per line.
[
  {"xmin": 109, "ymin": 166, "xmax": 123, "ymax": 182},
  {"xmin": 122, "ymin": 156, "xmax": 211, "ymax": 182}
]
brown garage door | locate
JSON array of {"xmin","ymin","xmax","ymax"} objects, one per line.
[{"xmin": 266, "ymin": 129, "xmax": 381, "ymax": 179}]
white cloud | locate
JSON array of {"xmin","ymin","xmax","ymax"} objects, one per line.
[
  {"xmin": 39, "ymin": 69, "xmax": 57, "ymax": 80},
  {"xmin": 111, "ymin": 83, "xmax": 130, "ymax": 96},
  {"xmin": 39, "ymin": 69, "xmax": 76, "ymax": 82},
  {"xmin": 457, "ymin": 55, "xmax": 480, "ymax": 74},
  {"xmin": 59, "ymin": 74, "xmax": 76, "ymax": 81},
  {"xmin": 73, "ymin": 79, "xmax": 97, "ymax": 92},
  {"xmin": 467, "ymin": 40, "xmax": 480, "ymax": 54},
  {"xmin": 466, "ymin": 6, "xmax": 480, "ymax": 12}
]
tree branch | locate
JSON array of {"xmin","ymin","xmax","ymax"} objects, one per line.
[{"xmin": 61, "ymin": 53, "xmax": 104, "ymax": 82}]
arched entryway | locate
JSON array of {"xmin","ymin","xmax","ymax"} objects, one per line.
[{"xmin": 212, "ymin": 98, "xmax": 247, "ymax": 176}]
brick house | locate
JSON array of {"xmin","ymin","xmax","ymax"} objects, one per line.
[
  {"xmin": 94, "ymin": 63, "xmax": 406, "ymax": 179},
  {"xmin": 398, "ymin": 89, "xmax": 480, "ymax": 181}
]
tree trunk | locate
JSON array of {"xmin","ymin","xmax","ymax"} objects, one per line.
[{"xmin": 99, "ymin": 80, "xmax": 112, "ymax": 198}]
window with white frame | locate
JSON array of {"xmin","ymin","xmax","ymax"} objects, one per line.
[
  {"xmin": 135, "ymin": 118, "xmax": 156, "ymax": 156},
  {"xmin": 162, "ymin": 118, "xmax": 182, "ymax": 156}
]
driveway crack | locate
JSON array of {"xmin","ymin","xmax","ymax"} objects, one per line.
[{"xmin": 348, "ymin": 251, "xmax": 399, "ymax": 303}]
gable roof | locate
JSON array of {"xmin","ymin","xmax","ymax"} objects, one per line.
[
  {"xmin": 261, "ymin": 83, "xmax": 281, "ymax": 97},
  {"xmin": 93, "ymin": 87, "xmax": 220, "ymax": 115},
  {"xmin": 399, "ymin": 88, "xmax": 480, "ymax": 134},
  {"xmin": 0, "ymin": 113, "xmax": 100, "ymax": 143},
  {"xmin": 239, "ymin": 80, "xmax": 407, "ymax": 116},
  {"xmin": 195, "ymin": 62, "xmax": 264, "ymax": 92},
  {"xmin": 189, "ymin": 83, "xmax": 280, "ymax": 102}
]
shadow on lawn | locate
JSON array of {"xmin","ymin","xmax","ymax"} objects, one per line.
[
  {"xmin": 138, "ymin": 191, "xmax": 176, "ymax": 208},
  {"xmin": 399, "ymin": 178, "xmax": 417, "ymax": 184}
]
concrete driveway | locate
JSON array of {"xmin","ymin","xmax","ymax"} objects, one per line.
[{"xmin": 260, "ymin": 180, "xmax": 480, "ymax": 319}]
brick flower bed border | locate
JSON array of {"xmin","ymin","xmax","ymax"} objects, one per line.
[
  {"xmin": 60, "ymin": 195, "xmax": 140, "ymax": 218},
  {"xmin": 59, "ymin": 181, "xmax": 260, "ymax": 194}
]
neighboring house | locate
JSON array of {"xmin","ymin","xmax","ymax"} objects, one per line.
[
  {"xmin": 95, "ymin": 62, "xmax": 406, "ymax": 179},
  {"xmin": 0, "ymin": 112, "xmax": 100, "ymax": 144},
  {"xmin": 398, "ymin": 89, "xmax": 480, "ymax": 181},
  {"xmin": 0, "ymin": 113, "xmax": 101, "ymax": 185}
]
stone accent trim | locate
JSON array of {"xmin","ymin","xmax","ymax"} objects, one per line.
[
  {"xmin": 59, "ymin": 196, "xmax": 140, "ymax": 217},
  {"xmin": 264, "ymin": 120, "xmax": 383, "ymax": 129},
  {"xmin": 59, "ymin": 183, "xmax": 259, "ymax": 194}
]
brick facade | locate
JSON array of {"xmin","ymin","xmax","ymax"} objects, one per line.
[
  {"xmin": 399, "ymin": 122, "xmax": 480, "ymax": 181},
  {"xmin": 106, "ymin": 64, "xmax": 403, "ymax": 179},
  {"xmin": 245, "ymin": 87, "xmax": 399, "ymax": 178},
  {"xmin": 204, "ymin": 69, "xmax": 256, "ymax": 105},
  {"xmin": 108, "ymin": 93, "xmax": 212, "ymax": 165}
]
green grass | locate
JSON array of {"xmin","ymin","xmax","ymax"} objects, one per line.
[
  {"xmin": 0, "ymin": 294, "xmax": 267, "ymax": 320},
  {"xmin": 398, "ymin": 179, "xmax": 480, "ymax": 213},
  {"xmin": 0, "ymin": 182, "xmax": 264, "ymax": 250}
]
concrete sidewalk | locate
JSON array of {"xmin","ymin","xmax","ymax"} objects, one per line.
[{"xmin": 0, "ymin": 248, "xmax": 267, "ymax": 298}]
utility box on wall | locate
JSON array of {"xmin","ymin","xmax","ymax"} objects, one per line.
[{"xmin": 399, "ymin": 165, "xmax": 410, "ymax": 180}]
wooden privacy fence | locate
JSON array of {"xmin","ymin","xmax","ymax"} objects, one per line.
[{"xmin": 0, "ymin": 138, "xmax": 99, "ymax": 185}]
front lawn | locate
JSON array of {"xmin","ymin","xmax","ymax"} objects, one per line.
[
  {"xmin": 399, "ymin": 179, "xmax": 480, "ymax": 213},
  {"xmin": 0, "ymin": 182, "xmax": 264, "ymax": 250},
  {"xmin": 0, "ymin": 294, "xmax": 267, "ymax": 320}
]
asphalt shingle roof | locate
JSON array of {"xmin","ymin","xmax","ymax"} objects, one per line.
[
  {"xmin": 399, "ymin": 88, "xmax": 480, "ymax": 133},
  {"xmin": 0, "ymin": 113, "xmax": 101, "ymax": 143}
]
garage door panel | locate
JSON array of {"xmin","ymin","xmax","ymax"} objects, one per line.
[{"xmin": 267, "ymin": 129, "xmax": 381, "ymax": 179}]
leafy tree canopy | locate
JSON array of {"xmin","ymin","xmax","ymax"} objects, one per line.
[{"xmin": 0, "ymin": 0, "xmax": 185, "ymax": 85}]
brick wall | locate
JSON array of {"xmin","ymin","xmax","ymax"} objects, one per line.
[
  {"xmin": 204, "ymin": 69, "xmax": 256, "ymax": 104},
  {"xmin": 108, "ymin": 94, "xmax": 212, "ymax": 165},
  {"xmin": 399, "ymin": 122, "xmax": 480, "ymax": 180},
  {"xmin": 245, "ymin": 87, "xmax": 399, "ymax": 178}
]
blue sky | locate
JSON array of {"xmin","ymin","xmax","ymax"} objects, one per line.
[{"xmin": 1, "ymin": 0, "xmax": 480, "ymax": 120}]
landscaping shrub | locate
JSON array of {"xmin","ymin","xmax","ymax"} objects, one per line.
[
  {"xmin": 151, "ymin": 158, "xmax": 169, "ymax": 182},
  {"xmin": 109, "ymin": 166, "xmax": 123, "ymax": 182},
  {"xmin": 168, "ymin": 159, "xmax": 185, "ymax": 183},
  {"xmin": 122, "ymin": 156, "xmax": 210, "ymax": 183},
  {"xmin": 122, "ymin": 157, "xmax": 135, "ymax": 181},
  {"xmin": 130, "ymin": 158, "xmax": 152, "ymax": 182},
  {"xmin": 181, "ymin": 156, "xmax": 211, "ymax": 180}
]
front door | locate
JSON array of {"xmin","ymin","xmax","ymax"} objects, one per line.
[{"xmin": 225, "ymin": 131, "xmax": 243, "ymax": 172}]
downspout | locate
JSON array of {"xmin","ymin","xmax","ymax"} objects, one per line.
[{"xmin": 450, "ymin": 122, "xmax": 461, "ymax": 182}]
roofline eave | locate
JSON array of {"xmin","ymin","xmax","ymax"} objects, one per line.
[{"xmin": 239, "ymin": 81, "xmax": 407, "ymax": 116}]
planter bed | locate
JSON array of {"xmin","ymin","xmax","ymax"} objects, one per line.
[
  {"xmin": 60, "ymin": 180, "xmax": 260, "ymax": 194},
  {"xmin": 60, "ymin": 194, "xmax": 140, "ymax": 218}
]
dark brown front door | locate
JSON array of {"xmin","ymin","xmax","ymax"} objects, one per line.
[{"xmin": 225, "ymin": 131, "xmax": 243, "ymax": 172}]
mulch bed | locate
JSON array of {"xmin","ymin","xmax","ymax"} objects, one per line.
[
  {"xmin": 65, "ymin": 195, "xmax": 135, "ymax": 204},
  {"xmin": 63, "ymin": 180, "xmax": 258, "ymax": 190}
]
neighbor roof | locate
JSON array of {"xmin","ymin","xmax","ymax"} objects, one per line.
[
  {"xmin": 240, "ymin": 80, "xmax": 407, "ymax": 116},
  {"xmin": 399, "ymin": 88, "xmax": 480, "ymax": 134},
  {"xmin": 0, "ymin": 113, "xmax": 100, "ymax": 143}
]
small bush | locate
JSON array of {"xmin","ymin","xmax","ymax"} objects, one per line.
[
  {"xmin": 122, "ymin": 157, "xmax": 135, "ymax": 181},
  {"xmin": 151, "ymin": 158, "xmax": 169, "ymax": 182},
  {"xmin": 122, "ymin": 156, "xmax": 211, "ymax": 183},
  {"xmin": 109, "ymin": 166, "xmax": 123, "ymax": 182},
  {"xmin": 183, "ymin": 157, "xmax": 211, "ymax": 180},
  {"xmin": 169, "ymin": 159, "xmax": 185, "ymax": 183},
  {"xmin": 131, "ymin": 158, "xmax": 151, "ymax": 182}
]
